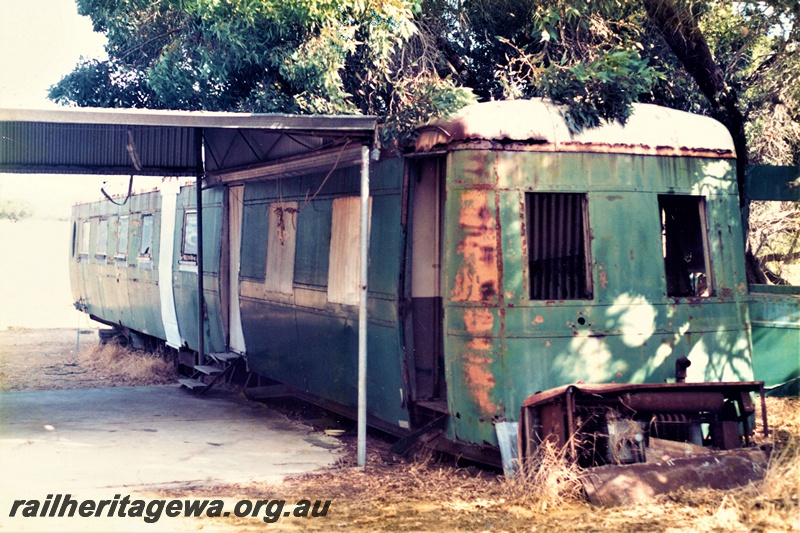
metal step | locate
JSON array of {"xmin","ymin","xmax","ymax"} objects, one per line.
[
  {"xmin": 208, "ymin": 352, "xmax": 240, "ymax": 363},
  {"xmin": 178, "ymin": 378, "xmax": 207, "ymax": 390},
  {"xmin": 416, "ymin": 400, "xmax": 449, "ymax": 414},
  {"xmin": 194, "ymin": 365, "xmax": 222, "ymax": 375}
]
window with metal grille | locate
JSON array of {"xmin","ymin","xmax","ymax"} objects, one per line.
[
  {"xmin": 526, "ymin": 193, "xmax": 592, "ymax": 300},
  {"xmin": 659, "ymin": 195, "xmax": 713, "ymax": 297}
]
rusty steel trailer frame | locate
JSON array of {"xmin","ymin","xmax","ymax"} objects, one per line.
[
  {"xmin": 519, "ymin": 381, "xmax": 769, "ymax": 462},
  {"xmin": 517, "ymin": 380, "xmax": 769, "ymax": 504}
]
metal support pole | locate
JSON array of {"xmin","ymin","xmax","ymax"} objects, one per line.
[
  {"xmin": 357, "ymin": 145, "xmax": 370, "ymax": 467},
  {"xmin": 195, "ymin": 128, "xmax": 205, "ymax": 364}
]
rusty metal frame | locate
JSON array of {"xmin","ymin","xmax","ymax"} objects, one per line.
[{"xmin": 519, "ymin": 381, "xmax": 767, "ymax": 468}]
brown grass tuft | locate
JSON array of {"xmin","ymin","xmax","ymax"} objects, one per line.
[
  {"xmin": 501, "ymin": 440, "xmax": 583, "ymax": 510},
  {"xmin": 758, "ymin": 433, "xmax": 800, "ymax": 511},
  {"xmin": 78, "ymin": 342, "xmax": 176, "ymax": 386}
]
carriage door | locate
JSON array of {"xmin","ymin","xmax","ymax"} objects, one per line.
[
  {"xmin": 410, "ymin": 157, "xmax": 446, "ymax": 402},
  {"xmin": 228, "ymin": 185, "xmax": 246, "ymax": 354}
]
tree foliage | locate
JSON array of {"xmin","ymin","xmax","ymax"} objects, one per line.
[
  {"xmin": 49, "ymin": 0, "xmax": 475, "ymax": 147},
  {"xmin": 50, "ymin": 0, "xmax": 799, "ymax": 160}
]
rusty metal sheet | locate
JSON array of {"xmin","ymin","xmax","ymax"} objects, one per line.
[
  {"xmin": 520, "ymin": 381, "xmax": 765, "ymax": 409},
  {"xmin": 450, "ymin": 189, "xmax": 500, "ymax": 303},
  {"xmin": 581, "ymin": 448, "xmax": 768, "ymax": 506}
]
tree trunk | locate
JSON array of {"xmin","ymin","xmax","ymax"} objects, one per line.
[
  {"xmin": 642, "ymin": 0, "xmax": 748, "ymax": 207},
  {"xmin": 643, "ymin": 0, "xmax": 769, "ymax": 284}
]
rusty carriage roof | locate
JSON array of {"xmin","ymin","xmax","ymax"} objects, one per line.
[{"xmin": 412, "ymin": 98, "xmax": 736, "ymax": 159}]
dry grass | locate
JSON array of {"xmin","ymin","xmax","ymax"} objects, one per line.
[
  {"xmin": 156, "ymin": 396, "xmax": 800, "ymax": 532},
  {"xmin": 500, "ymin": 440, "xmax": 583, "ymax": 511},
  {"xmin": 77, "ymin": 341, "xmax": 177, "ymax": 386}
]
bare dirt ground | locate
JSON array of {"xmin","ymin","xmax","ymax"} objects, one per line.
[
  {"xmin": 2, "ymin": 325, "xmax": 798, "ymax": 532},
  {"xmin": 0, "ymin": 327, "xmax": 176, "ymax": 391}
]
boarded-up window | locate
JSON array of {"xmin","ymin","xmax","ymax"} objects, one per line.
[
  {"xmin": 182, "ymin": 211, "xmax": 197, "ymax": 261},
  {"xmin": 328, "ymin": 196, "xmax": 372, "ymax": 305},
  {"xmin": 659, "ymin": 195, "xmax": 713, "ymax": 297},
  {"xmin": 80, "ymin": 220, "xmax": 90, "ymax": 254},
  {"xmin": 265, "ymin": 202, "xmax": 298, "ymax": 294},
  {"xmin": 117, "ymin": 216, "xmax": 129, "ymax": 257},
  {"xmin": 139, "ymin": 214, "xmax": 154, "ymax": 256},
  {"xmin": 96, "ymin": 219, "xmax": 108, "ymax": 256},
  {"xmin": 527, "ymin": 193, "xmax": 592, "ymax": 300}
]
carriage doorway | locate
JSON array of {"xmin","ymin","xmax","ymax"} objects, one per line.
[{"xmin": 410, "ymin": 157, "xmax": 446, "ymax": 402}]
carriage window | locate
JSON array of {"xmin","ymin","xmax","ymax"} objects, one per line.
[
  {"xmin": 116, "ymin": 216, "xmax": 129, "ymax": 257},
  {"xmin": 139, "ymin": 214, "xmax": 154, "ymax": 257},
  {"xmin": 96, "ymin": 219, "xmax": 109, "ymax": 257},
  {"xmin": 266, "ymin": 202, "xmax": 298, "ymax": 294},
  {"xmin": 181, "ymin": 211, "xmax": 198, "ymax": 262},
  {"xmin": 526, "ymin": 193, "xmax": 592, "ymax": 300},
  {"xmin": 80, "ymin": 220, "xmax": 90, "ymax": 255},
  {"xmin": 659, "ymin": 195, "xmax": 713, "ymax": 297},
  {"xmin": 328, "ymin": 196, "xmax": 372, "ymax": 305}
]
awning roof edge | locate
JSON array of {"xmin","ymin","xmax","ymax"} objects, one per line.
[
  {"xmin": 0, "ymin": 107, "xmax": 377, "ymax": 177},
  {"xmin": 0, "ymin": 107, "xmax": 377, "ymax": 132}
]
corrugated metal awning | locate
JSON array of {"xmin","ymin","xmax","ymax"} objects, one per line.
[{"xmin": 0, "ymin": 107, "xmax": 377, "ymax": 178}]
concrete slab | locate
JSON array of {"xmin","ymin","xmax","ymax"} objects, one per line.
[{"xmin": 0, "ymin": 385, "xmax": 342, "ymax": 495}]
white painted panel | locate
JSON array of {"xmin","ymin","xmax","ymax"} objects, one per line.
[
  {"xmin": 265, "ymin": 201, "xmax": 298, "ymax": 295},
  {"xmin": 158, "ymin": 181, "xmax": 183, "ymax": 349},
  {"xmin": 328, "ymin": 196, "xmax": 372, "ymax": 306},
  {"xmin": 228, "ymin": 185, "xmax": 246, "ymax": 354}
]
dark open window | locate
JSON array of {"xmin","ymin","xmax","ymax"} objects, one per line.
[
  {"xmin": 659, "ymin": 195, "xmax": 713, "ymax": 297},
  {"xmin": 181, "ymin": 211, "xmax": 198, "ymax": 262},
  {"xmin": 527, "ymin": 193, "xmax": 592, "ymax": 300}
]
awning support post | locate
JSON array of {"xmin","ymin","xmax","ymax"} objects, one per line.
[{"xmin": 357, "ymin": 145, "xmax": 370, "ymax": 467}]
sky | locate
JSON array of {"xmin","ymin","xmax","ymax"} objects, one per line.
[
  {"xmin": 0, "ymin": 0, "xmax": 107, "ymax": 109},
  {"xmin": 0, "ymin": 1, "xmax": 155, "ymax": 328},
  {"xmin": 0, "ymin": 0, "xmax": 156, "ymax": 218}
]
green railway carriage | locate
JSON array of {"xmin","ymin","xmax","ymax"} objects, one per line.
[{"xmin": 67, "ymin": 99, "xmax": 757, "ymax": 460}]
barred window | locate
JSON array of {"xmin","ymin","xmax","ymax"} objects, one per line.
[{"xmin": 527, "ymin": 193, "xmax": 592, "ymax": 300}]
